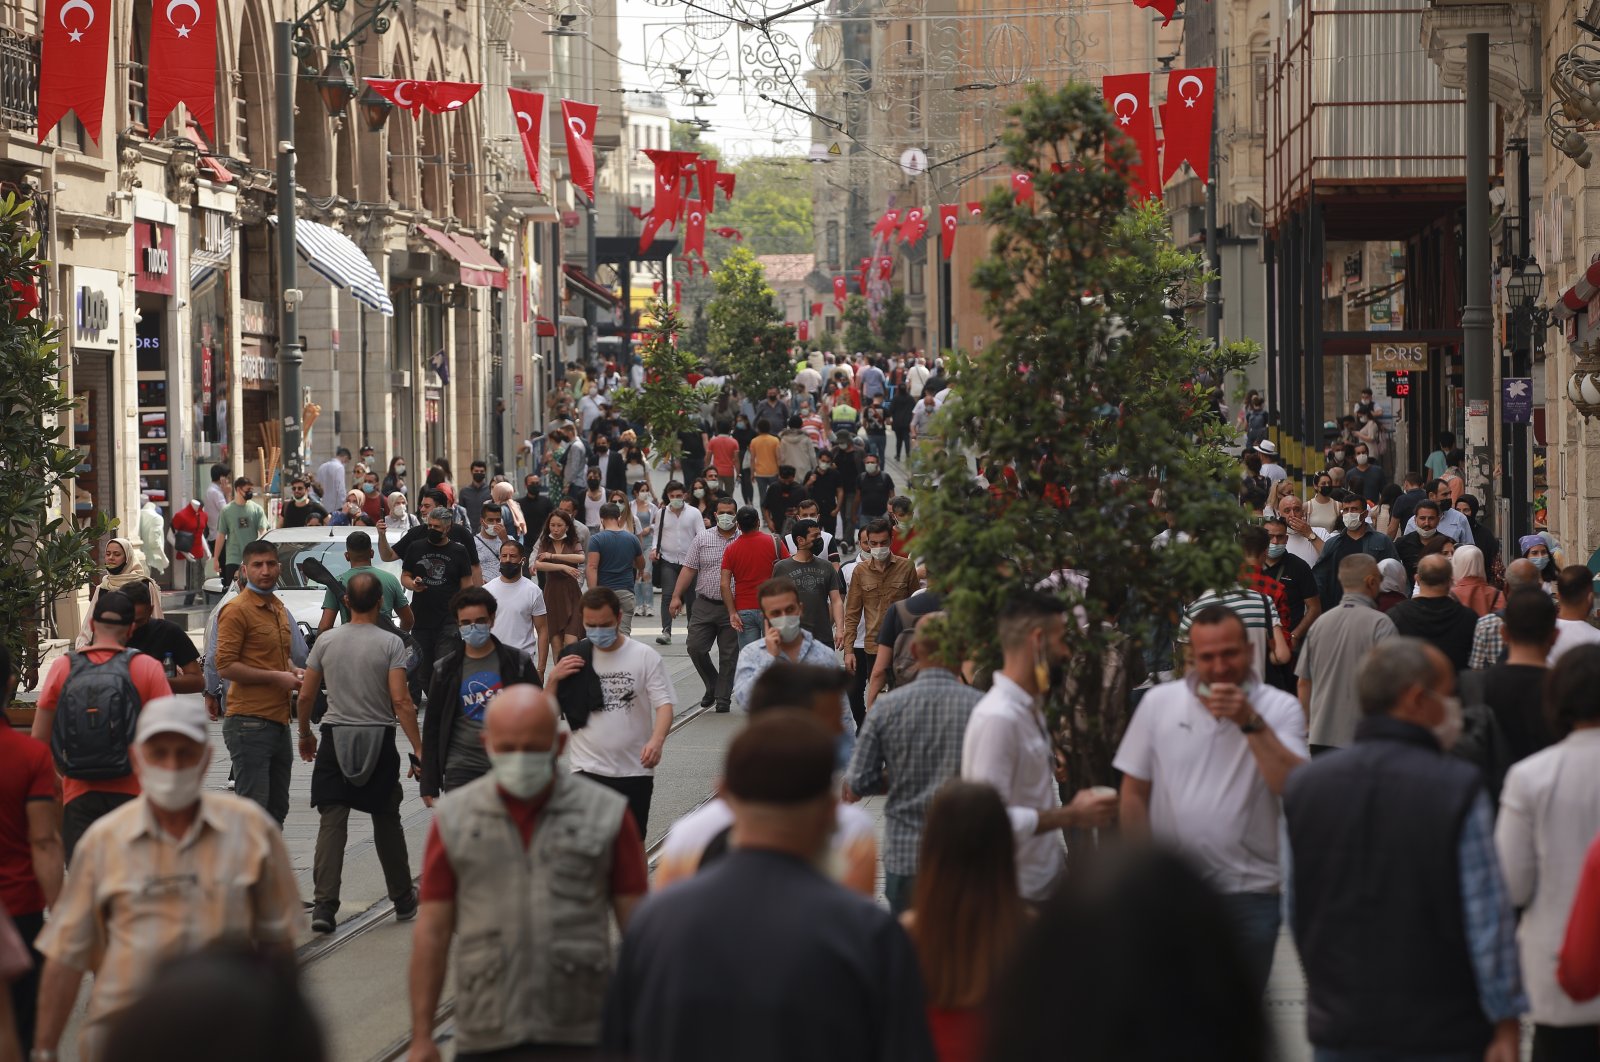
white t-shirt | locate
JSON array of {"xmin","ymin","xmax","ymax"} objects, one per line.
[
  {"xmin": 1550, "ymin": 617, "xmax": 1600, "ymax": 664},
  {"xmin": 841, "ymin": 560, "xmax": 866, "ymax": 649},
  {"xmin": 486, "ymin": 576, "xmax": 547, "ymax": 657},
  {"xmin": 656, "ymin": 796, "xmax": 875, "ymax": 884},
  {"xmin": 1112, "ymin": 676, "xmax": 1307, "ymax": 893},
  {"xmin": 566, "ymin": 637, "xmax": 677, "ymax": 778},
  {"xmin": 1260, "ymin": 461, "xmax": 1287, "ymax": 485}
]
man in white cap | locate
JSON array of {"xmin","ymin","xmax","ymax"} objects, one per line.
[
  {"xmin": 1257, "ymin": 440, "xmax": 1287, "ymax": 486},
  {"xmin": 31, "ymin": 696, "xmax": 304, "ymax": 1062}
]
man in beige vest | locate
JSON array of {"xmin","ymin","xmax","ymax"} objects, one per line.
[{"xmin": 406, "ymin": 685, "xmax": 648, "ymax": 1061}]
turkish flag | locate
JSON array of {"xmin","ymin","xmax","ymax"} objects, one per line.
[
  {"xmin": 1102, "ymin": 73, "xmax": 1161, "ymax": 200},
  {"xmin": 146, "ymin": 0, "xmax": 217, "ymax": 140},
  {"xmin": 712, "ymin": 227, "xmax": 743, "ymax": 240},
  {"xmin": 1010, "ymin": 172, "xmax": 1034, "ymax": 204},
  {"xmin": 872, "ymin": 210, "xmax": 900, "ymax": 239},
  {"xmin": 643, "ymin": 149, "xmax": 697, "ymax": 231},
  {"xmin": 695, "ymin": 158, "xmax": 721, "ymax": 211},
  {"xmin": 365, "ymin": 79, "xmax": 426, "ymax": 117},
  {"xmin": 903, "ymin": 221, "xmax": 928, "ymax": 245},
  {"xmin": 938, "ymin": 204, "xmax": 958, "ymax": 260},
  {"xmin": 1134, "ymin": 0, "xmax": 1179, "ymax": 26},
  {"xmin": 38, "ymin": 0, "xmax": 113, "ymax": 145},
  {"xmin": 798, "ymin": 320, "xmax": 809, "ymax": 341},
  {"xmin": 561, "ymin": 99, "xmax": 600, "ymax": 203},
  {"xmin": 832, "ymin": 276, "xmax": 847, "ymax": 304},
  {"xmin": 965, "ymin": 201, "xmax": 983, "ymax": 218},
  {"xmin": 715, "ymin": 172, "xmax": 736, "ymax": 201},
  {"xmin": 683, "ymin": 200, "xmax": 709, "ymax": 256},
  {"xmin": 507, "ymin": 88, "xmax": 544, "ymax": 192},
  {"xmin": 877, "ymin": 257, "xmax": 893, "ymax": 280},
  {"xmin": 898, "ymin": 207, "xmax": 925, "ymax": 244},
  {"xmin": 425, "ymin": 81, "xmax": 481, "ymax": 113},
  {"xmin": 810, "ymin": 302, "xmax": 823, "ymax": 318},
  {"xmin": 673, "ymin": 280, "xmax": 682, "ymax": 306},
  {"xmin": 638, "ymin": 209, "xmax": 668, "ymax": 255},
  {"xmin": 1160, "ymin": 67, "xmax": 1217, "ymax": 185}
]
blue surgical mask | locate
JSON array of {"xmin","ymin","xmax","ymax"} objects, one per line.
[
  {"xmin": 461, "ymin": 622, "xmax": 493, "ymax": 649},
  {"xmin": 246, "ymin": 582, "xmax": 275, "ymax": 596},
  {"xmin": 1266, "ymin": 543, "xmax": 1287, "ymax": 560},
  {"xmin": 1532, "ymin": 554, "xmax": 1550, "ymax": 570},
  {"xmin": 586, "ymin": 625, "xmax": 619, "ymax": 649}
]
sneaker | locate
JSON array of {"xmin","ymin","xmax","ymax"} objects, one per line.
[
  {"xmin": 715, "ymin": 703, "xmax": 731, "ymax": 714},
  {"xmin": 393, "ymin": 888, "xmax": 420, "ymax": 922},
  {"xmin": 310, "ymin": 904, "xmax": 337, "ymax": 934},
  {"xmin": 700, "ymin": 690, "xmax": 716, "ymax": 708},
  {"xmin": 656, "ymin": 633, "xmax": 672, "ymax": 645}
]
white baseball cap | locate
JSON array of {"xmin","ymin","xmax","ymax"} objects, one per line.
[{"xmin": 135, "ymin": 695, "xmax": 210, "ymax": 746}]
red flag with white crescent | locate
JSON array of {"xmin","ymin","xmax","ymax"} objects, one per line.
[
  {"xmin": 683, "ymin": 201, "xmax": 708, "ymax": 256},
  {"xmin": 1010, "ymin": 172, "xmax": 1034, "ymax": 204},
  {"xmin": 1102, "ymin": 73, "xmax": 1161, "ymax": 201},
  {"xmin": 365, "ymin": 78, "xmax": 425, "ymax": 117},
  {"xmin": 561, "ymin": 99, "xmax": 600, "ymax": 203},
  {"xmin": 146, "ymin": 0, "xmax": 218, "ymax": 140},
  {"xmin": 423, "ymin": 81, "xmax": 481, "ymax": 114},
  {"xmin": 832, "ymin": 276, "xmax": 847, "ymax": 305},
  {"xmin": 694, "ymin": 158, "xmax": 721, "ymax": 212},
  {"xmin": 712, "ymin": 227, "xmax": 743, "ymax": 240},
  {"xmin": 507, "ymin": 88, "xmax": 544, "ymax": 193},
  {"xmin": 877, "ymin": 257, "xmax": 893, "ymax": 280},
  {"xmin": 897, "ymin": 207, "xmax": 925, "ymax": 244},
  {"xmin": 938, "ymin": 204, "xmax": 958, "ymax": 260},
  {"xmin": 715, "ymin": 172, "xmax": 736, "ymax": 201},
  {"xmin": 810, "ymin": 301, "xmax": 822, "ymax": 318},
  {"xmin": 798, "ymin": 320, "xmax": 809, "ymax": 342},
  {"xmin": 1134, "ymin": 0, "xmax": 1179, "ymax": 27},
  {"xmin": 38, "ymin": 0, "xmax": 113, "ymax": 145},
  {"xmin": 638, "ymin": 209, "xmax": 667, "ymax": 255},
  {"xmin": 965, "ymin": 201, "xmax": 983, "ymax": 218},
  {"xmin": 1159, "ymin": 67, "xmax": 1216, "ymax": 185},
  {"xmin": 872, "ymin": 210, "xmax": 900, "ymax": 239}
]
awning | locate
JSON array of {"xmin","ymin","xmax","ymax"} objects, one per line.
[
  {"xmin": 535, "ymin": 314, "xmax": 557, "ymax": 338},
  {"xmin": 269, "ymin": 216, "xmax": 394, "ymax": 316},
  {"xmin": 185, "ymin": 123, "xmax": 233, "ymax": 184},
  {"xmin": 418, "ymin": 225, "xmax": 507, "ymax": 290},
  {"xmin": 1555, "ymin": 259, "xmax": 1600, "ymax": 319},
  {"xmin": 563, "ymin": 263, "xmax": 616, "ymax": 308}
]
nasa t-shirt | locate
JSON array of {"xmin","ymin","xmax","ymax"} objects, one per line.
[
  {"xmin": 446, "ymin": 653, "xmax": 501, "ymax": 779},
  {"xmin": 566, "ymin": 638, "xmax": 677, "ymax": 779}
]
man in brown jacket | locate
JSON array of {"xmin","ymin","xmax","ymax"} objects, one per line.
[{"xmin": 842, "ymin": 518, "xmax": 917, "ymax": 727}]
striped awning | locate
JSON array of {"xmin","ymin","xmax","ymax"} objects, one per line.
[
  {"xmin": 1555, "ymin": 257, "xmax": 1600, "ymax": 320},
  {"xmin": 268, "ymin": 216, "xmax": 394, "ymax": 316}
]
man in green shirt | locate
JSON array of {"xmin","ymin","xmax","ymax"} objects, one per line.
[
  {"xmin": 317, "ymin": 531, "xmax": 413, "ymax": 633},
  {"xmin": 215, "ymin": 475, "xmax": 269, "ymax": 585}
]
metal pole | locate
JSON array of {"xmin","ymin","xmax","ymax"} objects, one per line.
[
  {"xmin": 1510, "ymin": 141, "xmax": 1532, "ymax": 542},
  {"xmin": 938, "ymin": 257, "xmax": 951, "ymax": 353},
  {"xmin": 274, "ymin": 20, "xmax": 303, "ymax": 478},
  {"xmin": 586, "ymin": 201, "xmax": 599, "ymax": 367},
  {"xmin": 1462, "ymin": 32, "xmax": 1493, "ymax": 500},
  {"xmin": 1204, "ymin": 117, "xmax": 1220, "ymax": 345}
]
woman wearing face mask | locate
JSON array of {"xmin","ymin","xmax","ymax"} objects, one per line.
[
  {"xmin": 534, "ymin": 512, "xmax": 587, "ymax": 674},
  {"xmin": 624, "ymin": 444, "xmax": 650, "ymax": 492},
  {"xmin": 383, "ymin": 491, "xmax": 418, "ymax": 535},
  {"xmin": 1522, "ymin": 534, "xmax": 1561, "ymax": 590},
  {"xmin": 330, "ymin": 489, "xmax": 369, "ymax": 527},
  {"xmin": 632, "ymin": 481, "xmax": 656, "ymax": 618},
  {"xmin": 382, "ymin": 457, "xmax": 408, "ymax": 497},
  {"xmin": 583, "ymin": 470, "xmax": 607, "ymax": 531},
  {"xmin": 77, "ymin": 537, "xmax": 161, "ymax": 648},
  {"xmin": 688, "ymin": 477, "xmax": 713, "ymax": 521},
  {"xmin": 1305, "ymin": 474, "xmax": 1340, "ymax": 532}
]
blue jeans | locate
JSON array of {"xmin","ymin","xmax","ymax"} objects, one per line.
[
  {"xmin": 884, "ymin": 872, "xmax": 915, "ymax": 915},
  {"xmin": 865, "ymin": 433, "xmax": 886, "ymax": 461},
  {"xmin": 736, "ymin": 609, "xmax": 764, "ymax": 649},
  {"xmin": 1221, "ymin": 891, "xmax": 1281, "ymax": 1000},
  {"xmin": 222, "ymin": 714, "xmax": 293, "ymax": 826}
]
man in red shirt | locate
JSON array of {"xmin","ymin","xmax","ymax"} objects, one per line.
[
  {"xmin": 407, "ymin": 684, "xmax": 646, "ymax": 1061},
  {"xmin": 706, "ymin": 419, "xmax": 741, "ymax": 482},
  {"xmin": 720, "ymin": 506, "xmax": 790, "ymax": 651},
  {"xmin": 0, "ymin": 642, "xmax": 62, "ymax": 1056},
  {"xmin": 31, "ymin": 590, "xmax": 173, "ymax": 859}
]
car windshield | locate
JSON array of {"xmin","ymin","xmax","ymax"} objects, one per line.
[{"xmin": 276, "ymin": 541, "xmax": 356, "ymax": 589}]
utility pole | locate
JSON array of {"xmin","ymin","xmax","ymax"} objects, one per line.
[
  {"xmin": 1462, "ymin": 33, "xmax": 1493, "ymax": 499},
  {"xmin": 274, "ymin": 20, "xmax": 304, "ymax": 478},
  {"xmin": 1204, "ymin": 115, "xmax": 1220, "ymax": 345}
]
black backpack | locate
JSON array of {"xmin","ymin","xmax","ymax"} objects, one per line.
[{"xmin": 52, "ymin": 648, "xmax": 142, "ymax": 780}]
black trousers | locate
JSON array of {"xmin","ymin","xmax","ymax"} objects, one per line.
[
  {"xmin": 64, "ymin": 791, "xmax": 136, "ymax": 862},
  {"xmin": 576, "ymin": 772, "xmax": 655, "ymax": 840},
  {"xmin": 8, "ymin": 908, "xmax": 42, "ymax": 1053},
  {"xmin": 847, "ymin": 648, "xmax": 872, "ymax": 730},
  {"xmin": 1535, "ymin": 1025, "xmax": 1600, "ymax": 1062},
  {"xmin": 456, "ymin": 1045, "xmax": 596, "ymax": 1060}
]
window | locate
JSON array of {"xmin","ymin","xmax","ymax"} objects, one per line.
[{"xmin": 1250, "ymin": 52, "xmax": 1269, "ymax": 134}]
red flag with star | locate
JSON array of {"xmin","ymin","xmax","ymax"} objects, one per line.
[
  {"xmin": 365, "ymin": 79, "xmax": 427, "ymax": 117},
  {"xmin": 832, "ymin": 276, "xmax": 847, "ymax": 309},
  {"xmin": 561, "ymin": 99, "xmax": 600, "ymax": 203},
  {"xmin": 1010, "ymin": 172, "xmax": 1034, "ymax": 204},
  {"xmin": 938, "ymin": 204, "xmax": 959, "ymax": 260},
  {"xmin": 683, "ymin": 200, "xmax": 709, "ymax": 257},
  {"xmin": 146, "ymin": 0, "xmax": 217, "ymax": 139},
  {"xmin": 694, "ymin": 158, "xmax": 721, "ymax": 211},
  {"xmin": 1159, "ymin": 67, "xmax": 1216, "ymax": 185},
  {"xmin": 39, "ymin": 0, "xmax": 113, "ymax": 145},
  {"xmin": 798, "ymin": 320, "xmax": 809, "ymax": 342},
  {"xmin": 507, "ymin": 88, "xmax": 545, "ymax": 193},
  {"xmin": 1102, "ymin": 73, "xmax": 1161, "ymax": 200},
  {"xmin": 877, "ymin": 257, "xmax": 893, "ymax": 281},
  {"xmin": 423, "ymin": 81, "xmax": 481, "ymax": 114},
  {"xmin": 872, "ymin": 210, "xmax": 901, "ymax": 239}
]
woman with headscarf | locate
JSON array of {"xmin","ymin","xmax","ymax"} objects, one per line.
[
  {"xmin": 383, "ymin": 492, "xmax": 418, "ymax": 535},
  {"xmin": 1376, "ymin": 558, "xmax": 1409, "ymax": 613},
  {"xmin": 76, "ymin": 537, "xmax": 161, "ymax": 648},
  {"xmin": 1450, "ymin": 545, "xmax": 1505, "ymax": 617},
  {"xmin": 1523, "ymin": 534, "xmax": 1560, "ymax": 589},
  {"xmin": 1454, "ymin": 494, "xmax": 1501, "ymax": 578}
]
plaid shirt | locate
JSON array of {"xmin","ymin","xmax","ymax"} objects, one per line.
[
  {"xmin": 1470, "ymin": 612, "xmax": 1505, "ymax": 670},
  {"xmin": 1458, "ymin": 792, "xmax": 1529, "ymax": 1020},
  {"xmin": 1239, "ymin": 564, "xmax": 1293, "ymax": 651},
  {"xmin": 846, "ymin": 669, "xmax": 983, "ymax": 875}
]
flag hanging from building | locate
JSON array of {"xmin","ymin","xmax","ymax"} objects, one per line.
[
  {"xmin": 146, "ymin": 0, "xmax": 217, "ymax": 139},
  {"xmin": 872, "ymin": 210, "xmax": 901, "ymax": 239},
  {"xmin": 507, "ymin": 88, "xmax": 545, "ymax": 193},
  {"xmin": 897, "ymin": 207, "xmax": 925, "ymax": 244},
  {"xmin": 1133, "ymin": 0, "xmax": 1180, "ymax": 27},
  {"xmin": 38, "ymin": 0, "xmax": 113, "ymax": 145},
  {"xmin": 832, "ymin": 276, "xmax": 847, "ymax": 309},
  {"xmin": 429, "ymin": 348, "xmax": 449, "ymax": 386},
  {"xmin": 1101, "ymin": 73, "xmax": 1161, "ymax": 201},
  {"xmin": 810, "ymin": 301, "xmax": 823, "ymax": 318},
  {"xmin": 798, "ymin": 320, "xmax": 809, "ymax": 341},
  {"xmin": 1159, "ymin": 67, "xmax": 1216, "ymax": 185},
  {"xmin": 712, "ymin": 227, "xmax": 743, "ymax": 240},
  {"xmin": 561, "ymin": 99, "xmax": 600, "ymax": 203},
  {"xmin": 683, "ymin": 200, "xmax": 709, "ymax": 257},
  {"xmin": 938, "ymin": 204, "xmax": 959, "ymax": 260},
  {"xmin": 1010, "ymin": 172, "xmax": 1034, "ymax": 205},
  {"xmin": 365, "ymin": 79, "xmax": 482, "ymax": 118},
  {"xmin": 715, "ymin": 172, "xmax": 736, "ymax": 200},
  {"xmin": 965, "ymin": 201, "xmax": 983, "ymax": 218},
  {"xmin": 877, "ymin": 257, "xmax": 893, "ymax": 280}
]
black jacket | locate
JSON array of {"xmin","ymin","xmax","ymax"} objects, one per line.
[
  {"xmin": 421, "ymin": 637, "xmax": 540, "ymax": 797},
  {"xmin": 1386, "ymin": 594, "xmax": 1478, "ymax": 672}
]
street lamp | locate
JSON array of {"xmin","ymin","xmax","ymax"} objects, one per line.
[
  {"xmin": 358, "ymin": 81, "xmax": 393, "ymax": 132},
  {"xmin": 1508, "ymin": 256, "xmax": 1544, "ymax": 310},
  {"xmin": 317, "ymin": 53, "xmax": 358, "ymax": 117}
]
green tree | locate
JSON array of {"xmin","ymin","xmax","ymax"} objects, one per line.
[
  {"xmin": 705, "ymin": 247, "xmax": 794, "ymax": 397},
  {"xmin": 610, "ymin": 299, "xmax": 699, "ymax": 468},
  {"xmin": 674, "ymin": 155, "xmax": 814, "ymax": 318},
  {"xmin": 876, "ymin": 291, "xmax": 910, "ymax": 353},
  {"xmin": 683, "ymin": 302, "xmax": 710, "ymax": 363},
  {"xmin": 840, "ymin": 295, "xmax": 876, "ymax": 356},
  {"xmin": 911, "ymin": 83, "xmax": 1257, "ymax": 790},
  {"xmin": 0, "ymin": 194, "xmax": 109, "ymax": 688},
  {"xmin": 671, "ymin": 120, "xmax": 720, "ymax": 158}
]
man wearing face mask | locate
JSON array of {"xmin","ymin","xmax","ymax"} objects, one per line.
[
  {"xmin": 731, "ymin": 579, "xmax": 851, "ymax": 747},
  {"xmin": 32, "ymin": 697, "xmax": 304, "ymax": 1062},
  {"xmin": 547, "ymin": 588, "xmax": 676, "ymax": 837},
  {"xmin": 1285, "ymin": 639, "xmax": 1525, "ymax": 1062},
  {"xmin": 841, "ymin": 520, "xmax": 916, "ymax": 724},
  {"xmin": 1262, "ymin": 516, "xmax": 1322, "ymax": 693},
  {"xmin": 1404, "ymin": 480, "xmax": 1476, "ymax": 546},
  {"xmin": 652, "ymin": 482, "xmax": 698, "ymax": 646},
  {"xmin": 1311, "ymin": 492, "xmax": 1399, "ymax": 612},
  {"xmin": 1296, "ymin": 554, "xmax": 1398, "ymax": 755},
  {"xmin": 410, "ymin": 685, "xmax": 646, "ymax": 1062},
  {"xmin": 518, "ymin": 474, "xmax": 555, "ymax": 551},
  {"xmin": 421, "ymin": 588, "xmax": 540, "ymax": 804},
  {"xmin": 472, "ymin": 502, "xmax": 508, "ymax": 581},
  {"xmin": 279, "ymin": 476, "xmax": 327, "ymax": 529},
  {"xmin": 962, "ymin": 590, "xmax": 1120, "ymax": 904},
  {"xmin": 403, "ymin": 509, "xmax": 477, "ymax": 700},
  {"xmin": 672, "ymin": 497, "xmax": 743, "ymax": 713},
  {"xmin": 1272, "ymin": 495, "xmax": 1327, "ymax": 566},
  {"xmin": 1394, "ymin": 500, "xmax": 1453, "ymax": 586},
  {"xmin": 455, "ymin": 460, "xmax": 493, "ymax": 533},
  {"xmin": 487, "ymin": 539, "xmax": 547, "ymax": 662},
  {"xmin": 214, "ymin": 476, "xmax": 268, "ymax": 586}
]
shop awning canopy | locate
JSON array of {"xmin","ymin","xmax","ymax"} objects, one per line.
[
  {"xmin": 563, "ymin": 263, "xmax": 616, "ymax": 308},
  {"xmin": 1554, "ymin": 258, "xmax": 1600, "ymax": 320},
  {"xmin": 418, "ymin": 225, "xmax": 507, "ymax": 290},
  {"xmin": 268, "ymin": 216, "xmax": 394, "ymax": 316},
  {"xmin": 535, "ymin": 314, "xmax": 557, "ymax": 338}
]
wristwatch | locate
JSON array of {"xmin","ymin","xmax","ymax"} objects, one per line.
[{"xmin": 1239, "ymin": 714, "xmax": 1265, "ymax": 734}]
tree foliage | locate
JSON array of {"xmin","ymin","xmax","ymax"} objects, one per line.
[
  {"xmin": 0, "ymin": 194, "xmax": 110, "ymax": 687},
  {"xmin": 840, "ymin": 295, "xmax": 876, "ymax": 357},
  {"xmin": 674, "ymin": 156, "xmax": 814, "ymax": 313},
  {"xmin": 876, "ymin": 291, "xmax": 910, "ymax": 353},
  {"xmin": 610, "ymin": 298, "xmax": 699, "ymax": 467},
  {"xmin": 705, "ymin": 247, "xmax": 794, "ymax": 397},
  {"xmin": 910, "ymin": 82, "xmax": 1257, "ymax": 788}
]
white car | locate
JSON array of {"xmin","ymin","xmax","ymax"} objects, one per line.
[{"xmin": 206, "ymin": 526, "xmax": 408, "ymax": 631}]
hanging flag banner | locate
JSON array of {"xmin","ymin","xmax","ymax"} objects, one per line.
[
  {"xmin": 683, "ymin": 200, "xmax": 709, "ymax": 257},
  {"xmin": 1133, "ymin": 0, "xmax": 1179, "ymax": 26},
  {"xmin": 1010, "ymin": 172, "xmax": 1034, "ymax": 205},
  {"xmin": 832, "ymin": 276, "xmax": 847, "ymax": 308},
  {"xmin": 712, "ymin": 227, "xmax": 743, "ymax": 240},
  {"xmin": 695, "ymin": 157, "xmax": 722, "ymax": 210},
  {"xmin": 872, "ymin": 210, "xmax": 901, "ymax": 239},
  {"xmin": 38, "ymin": 0, "xmax": 113, "ymax": 145},
  {"xmin": 561, "ymin": 99, "xmax": 600, "ymax": 203},
  {"xmin": 798, "ymin": 320, "xmax": 809, "ymax": 342},
  {"xmin": 715, "ymin": 171, "xmax": 736, "ymax": 201},
  {"xmin": 1159, "ymin": 67, "xmax": 1217, "ymax": 185},
  {"xmin": 146, "ymin": 0, "xmax": 218, "ymax": 139},
  {"xmin": 1101, "ymin": 73, "xmax": 1161, "ymax": 201},
  {"xmin": 810, "ymin": 301, "xmax": 823, "ymax": 319},
  {"xmin": 897, "ymin": 207, "xmax": 925, "ymax": 244},
  {"xmin": 965, "ymin": 201, "xmax": 984, "ymax": 218},
  {"xmin": 877, "ymin": 257, "xmax": 894, "ymax": 281},
  {"xmin": 938, "ymin": 204, "xmax": 959, "ymax": 260},
  {"xmin": 365, "ymin": 79, "xmax": 482, "ymax": 117},
  {"xmin": 507, "ymin": 88, "xmax": 545, "ymax": 193}
]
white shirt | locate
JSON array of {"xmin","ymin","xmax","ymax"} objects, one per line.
[
  {"xmin": 658, "ymin": 797, "xmax": 875, "ymax": 884},
  {"xmin": 1259, "ymin": 461, "xmax": 1287, "ymax": 485},
  {"xmin": 1112, "ymin": 677, "xmax": 1307, "ymax": 894},
  {"xmin": 203, "ymin": 482, "xmax": 227, "ymax": 539},
  {"xmin": 566, "ymin": 637, "xmax": 677, "ymax": 778},
  {"xmin": 1284, "ymin": 526, "xmax": 1328, "ymax": 567},
  {"xmin": 579, "ymin": 394, "xmax": 604, "ymax": 434},
  {"xmin": 784, "ymin": 529, "xmax": 836, "ymax": 559},
  {"xmin": 907, "ymin": 364, "xmax": 930, "ymax": 397},
  {"xmin": 315, "ymin": 458, "xmax": 348, "ymax": 500},
  {"xmin": 1550, "ymin": 617, "xmax": 1600, "ymax": 664},
  {"xmin": 655, "ymin": 504, "xmax": 702, "ymax": 565},
  {"xmin": 795, "ymin": 367, "xmax": 822, "ymax": 393},
  {"xmin": 961, "ymin": 673, "xmax": 1064, "ymax": 901},
  {"xmin": 485, "ymin": 575, "xmax": 547, "ymax": 658}
]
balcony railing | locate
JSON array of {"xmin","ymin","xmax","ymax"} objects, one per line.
[{"xmin": 0, "ymin": 28, "xmax": 39, "ymax": 135}]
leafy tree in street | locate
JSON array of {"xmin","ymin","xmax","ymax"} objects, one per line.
[
  {"xmin": 840, "ymin": 295, "xmax": 876, "ymax": 357},
  {"xmin": 683, "ymin": 302, "xmax": 710, "ymax": 364},
  {"xmin": 910, "ymin": 82, "xmax": 1257, "ymax": 791},
  {"xmin": 669, "ymin": 155, "xmax": 813, "ymax": 317},
  {"xmin": 876, "ymin": 291, "xmax": 910, "ymax": 353},
  {"xmin": 610, "ymin": 298, "xmax": 699, "ymax": 469},
  {"xmin": 0, "ymin": 194, "xmax": 109, "ymax": 688},
  {"xmin": 706, "ymin": 247, "xmax": 794, "ymax": 397}
]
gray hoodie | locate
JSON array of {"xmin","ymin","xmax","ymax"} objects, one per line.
[{"xmin": 778, "ymin": 428, "xmax": 818, "ymax": 477}]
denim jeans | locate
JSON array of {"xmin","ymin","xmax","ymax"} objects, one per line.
[
  {"xmin": 223, "ymin": 714, "xmax": 293, "ymax": 826},
  {"xmin": 657, "ymin": 561, "xmax": 684, "ymax": 634},
  {"xmin": 736, "ymin": 609, "xmax": 764, "ymax": 649},
  {"xmin": 1221, "ymin": 891, "xmax": 1282, "ymax": 1001},
  {"xmin": 865, "ymin": 433, "xmax": 886, "ymax": 461},
  {"xmin": 884, "ymin": 872, "xmax": 915, "ymax": 915}
]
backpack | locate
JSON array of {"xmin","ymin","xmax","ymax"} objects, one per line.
[
  {"xmin": 52, "ymin": 648, "xmax": 142, "ymax": 780},
  {"xmin": 890, "ymin": 599, "xmax": 921, "ymax": 688}
]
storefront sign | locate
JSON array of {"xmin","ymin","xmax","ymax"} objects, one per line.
[
  {"xmin": 241, "ymin": 298, "xmax": 275, "ymax": 338},
  {"xmin": 136, "ymin": 222, "xmax": 176, "ymax": 295},
  {"xmin": 1503, "ymin": 377, "xmax": 1532, "ymax": 423},
  {"xmin": 72, "ymin": 267, "xmax": 120, "ymax": 351},
  {"xmin": 1369, "ymin": 340, "xmax": 1426, "ymax": 372},
  {"xmin": 241, "ymin": 342, "xmax": 277, "ymax": 391}
]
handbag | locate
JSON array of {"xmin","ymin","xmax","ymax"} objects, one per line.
[{"xmin": 173, "ymin": 529, "xmax": 196, "ymax": 555}]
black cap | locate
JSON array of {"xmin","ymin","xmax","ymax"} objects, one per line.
[
  {"xmin": 93, "ymin": 590, "xmax": 134, "ymax": 625},
  {"xmin": 346, "ymin": 531, "xmax": 373, "ymax": 554}
]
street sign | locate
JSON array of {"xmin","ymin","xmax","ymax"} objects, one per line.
[
  {"xmin": 1503, "ymin": 377, "xmax": 1532, "ymax": 423},
  {"xmin": 900, "ymin": 147, "xmax": 928, "ymax": 177},
  {"xmin": 1370, "ymin": 341, "xmax": 1427, "ymax": 372},
  {"xmin": 827, "ymin": 142, "xmax": 841, "ymax": 156}
]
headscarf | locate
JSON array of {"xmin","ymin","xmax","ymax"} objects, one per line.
[
  {"xmin": 1450, "ymin": 544, "xmax": 1504, "ymax": 617},
  {"xmin": 1378, "ymin": 558, "xmax": 1407, "ymax": 597},
  {"xmin": 99, "ymin": 536, "xmax": 150, "ymax": 593},
  {"xmin": 1451, "ymin": 544, "xmax": 1487, "ymax": 584},
  {"xmin": 1520, "ymin": 534, "xmax": 1547, "ymax": 556}
]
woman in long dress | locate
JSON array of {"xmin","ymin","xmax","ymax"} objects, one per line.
[{"xmin": 533, "ymin": 511, "xmax": 586, "ymax": 675}]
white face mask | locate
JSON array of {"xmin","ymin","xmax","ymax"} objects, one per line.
[
  {"xmin": 1355, "ymin": 454, "xmax": 1369, "ymax": 466},
  {"xmin": 140, "ymin": 761, "xmax": 206, "ymax": 811},
  {"xmin": 1432, "ymin": 694, "xmax": 1464, "ymax": 751},
  {"xmin": 1418, "ymin": 526, "xmax": 1437, "ymax": 540},
  {"xmin": 1342, "ymin": 513, "xmax": 1363, "ymax": 531},
  {"xmin": 490, "ymin": 749, "xmax": 556, "ymax": 799},
  {"xmin": 770, "ymin": 614, "xmax": 802, "ymax": 641},
  {"xmin": 870, "ymin": 546, "xmax": 891, "ymax": 562}
]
